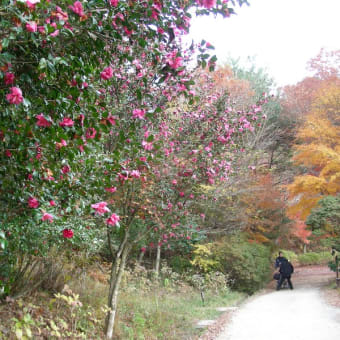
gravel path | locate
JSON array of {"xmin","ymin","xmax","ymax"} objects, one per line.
[{"xmin": 214, "ymin": 266, "xmax": 340, "ymax": 340}]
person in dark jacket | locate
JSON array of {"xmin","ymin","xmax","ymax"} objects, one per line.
[
  {"xmin": 274, "ymin": 251, "xmax": 287, "ymax": 269},
  {"xmin": 277, "ymin": 258, "xmax": 294, "ymax": 290}
]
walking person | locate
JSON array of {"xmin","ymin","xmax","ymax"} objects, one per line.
[
  {"xmin": 274, "ymin": 251, "xmax": 287, "ymax": 269},
  {"xmin": 277, "ymin": 257, "xmax": 294, "ymax": 290}
]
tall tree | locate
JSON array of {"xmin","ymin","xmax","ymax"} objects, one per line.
[{"xmin": 287, "ymin": 83, "xmax": 340, "ymax": 220}]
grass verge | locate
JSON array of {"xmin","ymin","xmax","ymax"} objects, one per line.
[{"xmin": 0, "ymin": 268, "xmax": 244, "ymax": 339}]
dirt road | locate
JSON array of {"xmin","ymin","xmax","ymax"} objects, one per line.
[{"xmin": 215, "ymin": 266, "xmax": 340, "ymax": 340}]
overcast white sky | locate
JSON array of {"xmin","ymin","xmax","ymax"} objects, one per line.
[{"xmin": 189, "ymin": 0, "xmax": 340, "ymax": 87}]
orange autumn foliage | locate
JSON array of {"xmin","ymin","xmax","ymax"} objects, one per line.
[
  {"xmin": 241, "ymin": 174, "xmax": 287, "ymax": 243},
  {"xmin": 288, "ymin": 82, "xmax": 340, "ymax": 219},
  {"xmin": 291, "ymin": 217, "xmax": 312, "ymax": 245}
]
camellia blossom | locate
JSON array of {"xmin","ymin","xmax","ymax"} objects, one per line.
[
  {"xmin": 68, "ymin": 1, "xmax": 84, "ymax": 17},
  {"xmin": 62, "ymin": 228, "xmax": 74, "ymax": 238},
  {"xmin": 59, "ymin": 117, "xmax": 74, "ymax": 127},
  {"xmin": 199, "ymin": 0, "xmax": 216, "ymax": 9},
  {"xmin": 36, "ymin": 114, "xmax": 52, "ymax": 127},
  {"xmin": 6, "ymin": 87, "xmax": 23, "ymax": 104},
  {"xmin": 107, "ymin": 114, "xmax": 116, "ymax": 125},
  {"xmin": 106, "ymin": 213, "xmax": 120, "ymax": 226},
  {"xmin": 56, "ymin": 139, "xmax": 67, "ymax": 149},
  {"xmin": 50, "ymin": 29, "xmax": 60, "ymax": 37},
  {"xmin": 86, "ymin": 127, "xmax": 97, "ymax": 139},
  {"xmin": 131, "ymin": 170, "xmax": 141, "ymax": 178},
  {"xmin": 49, "ymin": 200, "xmax": 56, "ymax": 206},
  {"xmin": 26, "ymin": 0, "xmax": 40, "ymax": 9},
  {"xmin": 132, "ymin": 109, "xmax": 146, "ymax": 119},
  {"xmin": 41, "ymin": 212, "xmax": 53, "ymax": 223},
  {"xmin": 109, "ymin": 0, "xmax": 119, "ymax": 6},
  {"xmin": 38, "ymin": 26, "xmax": 45, "ymax": 34},
  {"xmin": 168, "ymin": 56, "xmax": 183, "ymax": 70},
  {"xmin": 61, "ymin": 165, "xmax": 70, "ymax": 174},
  {"xmin": 4, "ymin": 73, "xmax": 15, "ymax": 85},
  {"xmin": 28, "ymin": 197, "xmax": 39, "ymax": 208},
  {"xmin": 142, "ymin": 140, "xmax": 153, "ymax": 151},
  {"xmin": 26, "ymin": 21, "xmax": 38, "ymax": 32},
  {"xmin": 105, "ymin": 187, "xmax": 117, "ymax": 193},
  {"xmin": 100, "ymin": 67, "xmax": 114, "ymax": 80},
  {"xmin": 91, "ymin": 201, "xmax": 110, "ymax": 215}
]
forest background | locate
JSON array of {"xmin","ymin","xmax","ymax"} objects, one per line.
[{"xmin": 0, "ymin": 0, "xmax": 339, "ymax": 339}]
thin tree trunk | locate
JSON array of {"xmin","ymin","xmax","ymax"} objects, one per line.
[
  {"xmin": 155, "ymin": 241, "xmax": 161, "ymax": 275},
  {"xmin": 105, "ymin": 242, "xmax": 130, "ymax": 339},
  {"xmin": 138, "ymin": 250, "xmax": 145, "ymax": 265}
]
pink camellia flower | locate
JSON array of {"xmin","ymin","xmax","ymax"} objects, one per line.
[
  {"xmin": 28, "ymin": 197, "xmax": 39, "ymax": 208},
  {"xmin": 26, "ymin": 0, "xmax": 40, "ymax": 9},
  {"xmin": 131, "ymin": 170, "xmax": 141, "ymax": 178},
  {"xmin": 106, "ymin": 213, "xmax": 120, "ymax": 226},
  {"xmin": 26, "ymin": 21, "xmax": 38, "ymax": 32},
  {"xmin": 91, "ymin": 201, "xmax": 110, "ymax": 215},
  {"xmin": 4, "ymin": 73, "xmax": 15, "ymax": 85},
  {"xmin": 109, "ymin": 0, "xmax": 119, "ymax": 6},
  {"xmin": 61, "ymin": 165, "xmax": 70, "ymax": 174},
  {"xmin": 49, "ymin": 200, "xmax": 56, "ymax": 206},
  {"xmin": 197, "ymin": 0, "xmax": 216, "ymax": 9},
  {"xmin": 86, "ymin": 127, "xmax": 96, "ymax": 139},
  {"xmin": 123, "ymin": 26, "xmax": 133, "ymax": 36},
  {"xmin": 132, "ymin": 109, "xmax": 146, "ymax": 119},
  {"xmin": 62, "ymin": 228, "xmax": 74, "ymax": 238},
  {"xmin": 142, "ymin": 140, "xmax": 153, "ymax": 151},
  {"xmin": 50, "ymin": 29, "xmax": 60, "ymax": 37},
  {"xmin": 6, "ymin": 87, "xmax": 23, "ymax": 104},
  {"xmin": 41, "ymin": 212, "xmax": 53, "ymax": 223},
  {"xmin": 56, "ymin": 139, "xmax": 67, "ymax": 149},
  {"xmin": 105, "ymin": 187, "xmax": 117, "ymax": 193},
  {"xmin": 36, "ymin": 114, "xmax": 52, "ymax": 127},
  {"xmin": 5, "ymin": 150, "xmax": 12, "ymax": 157},
  {"xmin": 38, "ymin": 26, "xmax": 45, "ymax": 34},
  {"xmin": 141, "ymin": 247, "xmax": 146, "ymax": 253},
  {"xmin": 107, "ymin": 114, "xmax": 116, "ymax": 125},
  {"xmin": 59, "ymin": 117, "xmax": 74, "ymax": 127},
  {"xmin": 168, "ymin": 56, "xmax": 183, "ymax": 70},
  {"xmin": 54, "ymin": 6, "xmax": 69, "ymax": 21},
  {"xmin": 68, "ymin": 1, "xmax": 84, "ymax": 17},
  {"xmin": 100, "ymin": 67, "xmax": 114, "ymax": 80}
]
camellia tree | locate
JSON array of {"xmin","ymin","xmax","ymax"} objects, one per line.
[{"xmin": 0, "ymin": 0, "xmax": 254, "ymax": 337}]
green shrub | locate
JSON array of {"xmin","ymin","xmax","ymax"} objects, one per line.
[
  {"xmin": 212, "ymin": 234, "xmax": 272, "ymax": 294},
  {"xmin": 297, "ymin": 251, "xmax": 333, "ymax": 266},
  {"xmin": 271, "ymin": 250, "xmax": 298, "ymax": 265},
  {"xmin": 169, "ymin": 255, "xmax": 193, "ymax": 273}
]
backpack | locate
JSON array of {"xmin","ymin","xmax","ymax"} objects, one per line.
[{"xmin": 280, "ymin": 260, "xmax": 293, "ymax": 276}]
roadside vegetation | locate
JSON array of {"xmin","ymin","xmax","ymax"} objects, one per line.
[{"xmin": 0, "ymin": 1, "xmax": 339, "ymax": 338}]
